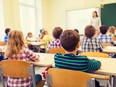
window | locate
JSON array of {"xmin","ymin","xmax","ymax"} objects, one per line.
[
  {"xmin": 19, "ymin": 0, "xmax": 42, "ymax": 38},
  {"xmin": 0, "ymin": 0, "xmax": 5, "ymax": 41}
]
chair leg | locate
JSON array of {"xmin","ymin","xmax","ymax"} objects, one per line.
[
  {"xmin": 0, "ymin": 67, "xmax": 5, "ymax": 87},
  {"xmin": 30, "ymin": 65, "xmax": 36, "ymax": 87}
]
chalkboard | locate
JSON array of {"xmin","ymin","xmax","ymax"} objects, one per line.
[
  {"xmin": 101, "ymin": 3, "xmax": 116, "ymax": 27},
  {"xmin": 66, "ymin": 8, "xmax": 100, "ymax": 35}
]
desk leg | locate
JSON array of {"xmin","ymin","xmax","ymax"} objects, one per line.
[{"xmin": 112, "ymin": 76, "xmax": 116, "ymax": 87}]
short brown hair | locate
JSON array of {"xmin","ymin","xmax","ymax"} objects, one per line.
[
  {"xmin": 85, "ymin": 25, "xmax": 95, "ymax": 38},
  {"xmin": 53, "ymin": 27, "xmax": 63, "ymax": 39},
  {"xmin": 5, "ymin": 28, "xmax": 11, "ymax": 34},
  {"xmin": 100, "ymin": 25, "xmax": 108, "ymax": 34},
  {"xmin": 60, "ymin": 30, "xmax": 80, "ymax": 52}
]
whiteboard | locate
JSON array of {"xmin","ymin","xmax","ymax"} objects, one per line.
[{"xmin": 66, "ymin": 8, "xmax": 100, "ymax": 35}]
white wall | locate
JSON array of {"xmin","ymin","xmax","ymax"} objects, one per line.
[{"xmin": 42, "ymin": 0, "xmax": 116, "ymax": 35}]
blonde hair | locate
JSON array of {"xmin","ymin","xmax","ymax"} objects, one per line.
[
  {"xmin": 5, "ymin": 30, "xmax": 25, "ymax": 58},
  {"xmin": 26, "ymin": 32, "xmax": 32, "ymax": 39},
  {"xmin": 40, "ymin": 30, "xmax": 48, "ymax": 39},
  {"xmin": 109, "ymin": 26, "xmax": 116, "ymax": 34}
]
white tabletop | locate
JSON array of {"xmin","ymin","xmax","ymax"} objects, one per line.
[
  {"xmin": 34, "ymin": 53, "xmax": 116, "ymax": 76},
  {"xmin": 28, "ymin": 42, "xmax": 47, "ymax": 46},
  {"xmin": 103, "ymin": 46, "xmax": 116, "ymax": 54}
]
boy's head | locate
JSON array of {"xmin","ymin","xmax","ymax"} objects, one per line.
[
  {"xmin": 5, "ymin": 28, "xmax": 11, "ymax": 34},
  {"xmin": 27, "ymin": 32, "xmax": 33, "ymax": 38},
  {"xmin": 100, "ymin": 25, "xmax": 108, "ymax": 34},
  {"xmin": 85, "ymin": 25, "xmax": 95, "ymax": 38},
  {"xmin": 53, "ymin": 27, "xmax": 63, "ymax": 39},
  {"xmin": 74, "ymin": 29, "xmax": 79, "ymax": 34},
  {"xmin": 109, "ymin": 26, "xmax": 116, "ymax": 34},
  {"xmin": 60, "ymin": 30, "xmax": 80, "ymax": 52}
]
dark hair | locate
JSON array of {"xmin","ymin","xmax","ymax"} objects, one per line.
[
  {"xmin": 74, "ymin": 29, "xmax": 79, "ymax": 33},
  {"xmin": 93, "ymin": 11, "xmax": 98, "ymax": 17},
  {"xmin": 53, "ymin": 27, "xmax": 63, "ymax": 39},
  {"xmin": 85, "ymin": 25, "xmax": 96, "ymax": 38},
  {"xmin": 60, "ymin": 30, "xmax": 80, "ymax": 52},
  {"xmin": 100, "ymin": 25, "xmax": 108, "ymax": 34},
  {"xmin": 5, "ymin": 28, "xmax": 11, "ymax": 34}
]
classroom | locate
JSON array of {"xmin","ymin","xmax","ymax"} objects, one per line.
[{"xmin": 0, "ymin": 0, "xmax": 116, "ymax": 87}]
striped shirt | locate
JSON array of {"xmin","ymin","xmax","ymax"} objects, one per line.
[{"xmin": 55, "ymin": 53, "xmax": 101, "ymax": 72}]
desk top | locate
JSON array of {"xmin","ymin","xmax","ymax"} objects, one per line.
[
  {"xmin": 35, "ymin": 53, "xmax": 116, "ymax": 76},
  {"xmin": 28, "ymin": 42, "xmax": 47, "ymax": 46},
  {"xmin": 103, "ymin": 46, "xmax": 116, "ymax": 54},
  {"xmin": 0, "ymin": 46, "xmax": 6, "ymax": 52}
]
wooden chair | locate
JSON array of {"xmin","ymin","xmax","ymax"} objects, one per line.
[
  {"xmin": 80, "ymin": 52, "xmax": 110, "ymax": 58},
  {"xmin": 0, "ymin": 60, "xmax": 45, "ymax": 87},
  {"xmin": 48, "ymin": 48, "xmax": 65, "ymax": 54},
  {"xmin": 101, "ymin": 43, "xmax": 112, "ymax": 47},
  {"xmin": 46, "ymin": 68, "xmax": 95, "ymax": 87},
  {"xmin": 0, "ymin": 42, "xmax": 7, "ymax": 46},
  {"xmin": 112, "ymin": 37, "xmax": 116, "ymax": 41}
]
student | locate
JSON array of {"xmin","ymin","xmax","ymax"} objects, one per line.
[
  {"xmin": 4, "ymin": 28, "xmax": 11, "ymax": 42},
  {"xmin": 99, "ymin": 25, "xmax": 114, "ymax": 44},
  {"xmin": 109, "ymin": 26, "xmax": 116, "ymax": 38},
  {"xmin": 55, "ymin": 30, "xmax": 101, "ymax": 72},
  {"xmin": 49, "ymin": 27, "xmax": 63, "ymax": 48},
  {"xmin": 5, "ymin": 30, "xmax": 42, "ymax": 87},
  {"xmin": 39, "ymin": 30, "xmax": 52, "ymax": 52},
  {"xmin": 26, "ymin": 32, "xmax": 37, "ymax": 42},
  {"xmin": 81, "ymin": 25, "xmax": 102, "ymax": 52},
  {"xmin": 74, "ymin": 29, "xmax": 79, "ymax": 34}
]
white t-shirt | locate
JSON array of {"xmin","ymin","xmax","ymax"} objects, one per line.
[{"xmin": 91, "ymin": 17, "xmax": 101, "ymax": 30}]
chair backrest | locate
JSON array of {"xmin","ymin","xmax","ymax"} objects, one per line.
[
  {"xmin": 46, "ymin": 68, "xmax": 93, "ymax": 87},
  {"xmin": 101, "ymin": 43, "xmax": 112, "ymax": 47},
  {"xmin": 0, "ymin": 42, "xmax": 7, "ymax": 46},
  {"xmin": 0, "ymin": 60, "xmax": 36, "ymax": 87},
  {"xmin": 48, "ymin": 48, "xmax": 65, "ymax": 54},
  {"xmin": 80, "ymin": 52, "xmax": 109, "ymax": 58},
  {"xmin": 112, "ymin": 37, "xmax": 116, "ymax": 41},
  {"xmin": 0, "ymin": 60, "xmax": 31, "ymax": 78}
]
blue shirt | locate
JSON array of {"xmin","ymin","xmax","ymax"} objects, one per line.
[
  {"xmin": 81, "ymin": 36, "xmax": 102, "ymax": 52},
  {"xmin": 4, "ymin": 34, "xmax": 9, "ymax": 42},
  {"xmin": 99, "ymin": 34, "xmax": 114, "ymax": 44}
]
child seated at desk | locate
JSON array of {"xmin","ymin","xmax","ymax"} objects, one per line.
[
  {"xmin": 5, "ymin": 30, "xmax": 42, "ymax": 87},
  {"xmin": 99, "ymin": 25, "xmax": 114, "ymax": 45},
  {"xmin": 55, "ymin": 30, "xmax": 101, "ymax": 72},
  {"xmin": 4, "ymin": 28, "xmax": 11, "ymax": 42},
  {"xmin": 81, "ymin": 25, "xmax": 102, "ymax": 52},
  {"xmin": 26, "ymin": 32, "xmax": 38, "ymax": 42},
  {"xmin": 109, "ymin": 26, "xmax": 116, "ymax": 38},
  {"xmin": 49, "ymin": 27, "xmax": 63, "ymax": 48}
]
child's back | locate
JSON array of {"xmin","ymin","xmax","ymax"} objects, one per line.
[
  {"xmin": 49, "ymin": 27, "xmax": 63, "ymax": 48},
  {"xmin": 5, "ymin": 30, "xmax": 41, "ymax": 87},
  {"xmin": 99, "ymin": 25, "xmax": 114, "ymax": 44},
  {"xmin": 82, "ymin": 25, "xmax": 102, "ymax": 52},
  {"xmin": 55, "ymin": 30, "xmax": 101, "ymax": 72}
]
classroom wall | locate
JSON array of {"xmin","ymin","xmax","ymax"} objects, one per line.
[
  {"xmin": 42, "ymin": 0, "xmax": 116, "ymax": 35},
  {"xmin": 3, "ymin": 0, "xmax": 21, "ymax": 30}
]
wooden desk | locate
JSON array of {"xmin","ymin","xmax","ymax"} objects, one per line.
[
  {"xmin": 0, "ymin": 46, "xmax": 6, "ymax": 56},
  {"xmin": 28, "ymin": 42, "xmax": 47, "ymax": 46},
  {"xmin": 34, "ymin": 53, "xmax": 116, "ymax": 86},
  {"xmin": 34, "ymin": 53, "xmax": 116, "ymax": 76},
  {"xmin": 103, "ymin": 46, "xmax": 116, "ymax": 54}
]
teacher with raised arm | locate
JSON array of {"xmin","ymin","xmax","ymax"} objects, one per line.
[{"xmin": 90, "ymin": 11, "xmax": 101, "ymax": 36}]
